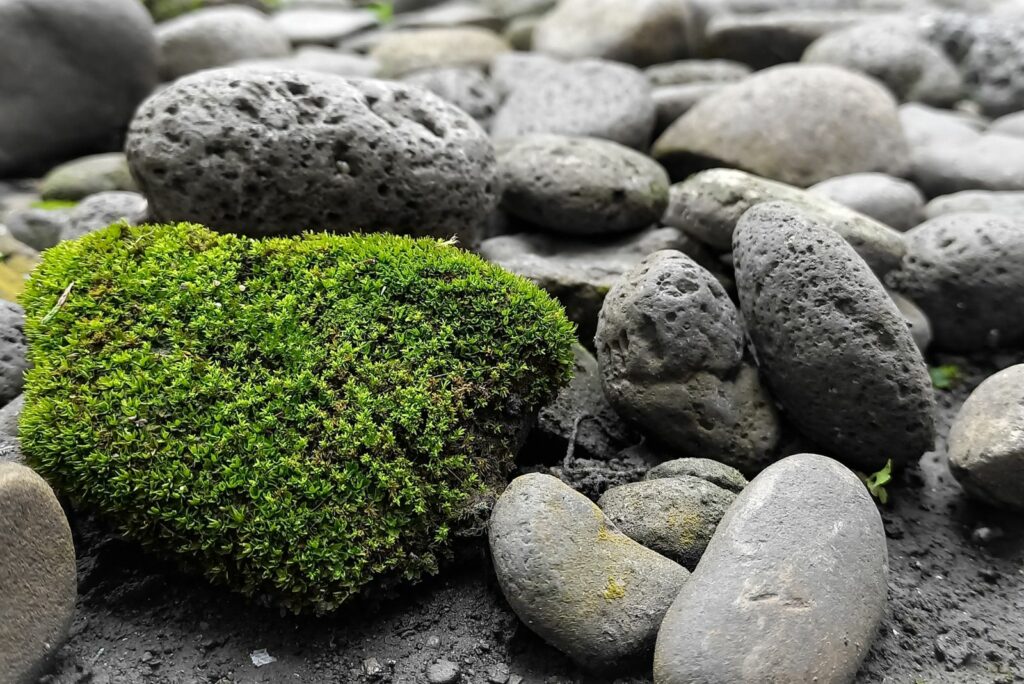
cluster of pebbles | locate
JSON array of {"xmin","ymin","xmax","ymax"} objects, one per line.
[{"xmin": 2, "ymin": 0, "xmax": 1024, "ymax": 682}]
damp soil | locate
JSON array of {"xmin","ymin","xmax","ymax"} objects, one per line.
[{"xmin": 40, "ymin": 352, "xmax": 1024, "ymax": 684}]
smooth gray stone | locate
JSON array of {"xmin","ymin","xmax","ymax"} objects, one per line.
[
  {"xmin": 271, "ymin": 8, "xmax": 377, "ymax": 45},
  {"xmin": 488, "ymin": 473, "xmax": 689, "ymax": 670},
  {"xmin": 988, "ymin": 111, "xmax": 1024, "ymax": 137},
  {"xmin": 925, "ymin": 190, "xmax": 1024, "ymax": 218},
  {"xmin": 734, "ymin": 201, "xmax": 935, "ymax": 471},
  {"xmin": 654, "ymin": 453, "xmax": 887, "ymax": 684},
  {"xmin": 644, "ymin": 59, "xmax": 750, "ymax": 87},
  {"xmin": 0, "ymin": 463, "xmax": 77, "ymax": 684},
  {"xmin": 899, "ymin": 102, "xmax": 985, "ymax": 150},
  {"xmin": 127, "ymin": 69, "xmax": 497, "ymax": 247},
  {"xmin": 233, "ymin": 47, "xmax": 380, "ymax": 77},
  {"xmin": 596, "ymin": 250, "xmax": 781, "ymax": 475},
  {"xmin": 491, "ymin": 57, "xmax": 656, "ymax": 151},
  {"xmin": 0, "ymin": 395, "xmax": 23, "ymax": 440},
  {"xmin": 886, "ymin": 213, "xmax": 1024, "ymax": 351},
  {"xmin": 5, "ymin": 209, "xmax": 69, "ymax": 251},
  {"xmin": 598, "ymin": 476, "xmax": 736, "ymax": 569},
  {"xmin": 948, "ymin": 364, "xmax": 1024, "ymax": 511},
  {"xmin": 664, "ymin": 168, "xmax": 907, "ymax": 276},
  {"xmin": 369, "ymin": 27, "xmax": 509, "ymax": 78},
  {"xmin": 910, "ymin": 133, "xmax": 1024, "ymax": 196},
  {"xmin": 653, "ymin": 65, "xmax": 909, "ymax": 186},
  {"xmin": 39, "ymin": 153, "xmax": 137, "ymax": 202},
  {"xmin": 888, "ymin": 290, "xmax": 933, "ymax": 353},
  {"xmin": 62, "ymin": 192, "xmax": 149, "ymax": 242},
  {"xmin": 156, "ymin": 6, "xmax": 290, "ymax": 80},
  {"xmin": 496, "ymin": 134, "xmax": 669, "ymax": 236},
  {"xmin": 0, "ymin": 0, "xmax": 158, "ymax": 176},
  {"xmin": 652, "ymin": 83, "xmax": 724, "ymax": 134},
  {"xmin": 809, "ymin": 172, "xmax": 925, "ymax": 232},
  {"xmin": 645, "ymin": 457, "xmax": 748, "ymax": 493}
]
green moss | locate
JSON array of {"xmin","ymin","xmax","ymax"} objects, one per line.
[
  {"xmin": 29, "ymin": 199, "xmax": 77, "ymax": 211},
  {"xmin": 21, "ymin": 222, "xmax": 575, "ymax": 612}
]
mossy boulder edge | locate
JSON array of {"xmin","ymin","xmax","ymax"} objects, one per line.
[{"xmin": 20, "ymin": 222, "xmax": 575, "ymax": 612}]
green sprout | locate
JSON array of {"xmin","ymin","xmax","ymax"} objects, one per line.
[
  {"xmin": 367, "ymin": 1, "xmax": 394, "ymax": 23},
  {"xmin": 858, "ymin": 459, "xmax": 893, "ymax": 504},
  {"xmin": 929, "ymin": 364, "xmax": 962, "ymax": 390}
]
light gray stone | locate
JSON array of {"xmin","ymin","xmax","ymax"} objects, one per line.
[
  {"xmin": 598, "ymin": 476, "xmax": 735, "ymax": 569},
  {"xmin": 948, "ymin": 364, "xmax": 1024, "ymax": 511},
  {"xmin": 653, "ymin": 65, "xmax": 909, "ymax": 186},
  {"xmin": 645, "ymin": 457, "xmax": 748, "ymax": 493},
  {"xmin": 899, "ymin": 102, "xmax": 985, "ymax": 150},
  {"xmin": 910, "ymin": 133, "xmax": 1024, "ymax": 196},
  {"xmin": 652, "ymin": 83, "xmax": 723, "ymax": 134},
  {"xmin": 0, "ymin": 303, "xmax": 27, "ymax": 407},
  {"xmin": 654, "ymin": 454, "xmax": 887, "ymax": 684},
  {"xmin": 596, "ymin": 250, "xmax": 782, "ymax": 474},
  {"xmin": 885, "ymin": 213, "xmax": 1024, "ymax": 351},
  {"xmin": 127, "ymin": 69, "xmax": 498, "ymax": 246},
  {"xmin": 391, "ymin": 1, "xmax": 501, "ymax": 30},
  {"xmin": 62, "ymin": 192, "xmax": 149, "ymax": 242},
  {"xmin": 644, "ymin": 59, "xmax": 751, "ymax": 87},
  {"xmin": 370, "ymin": 27, "xmax": 509, "ymax": 78},
  {"xmin": 489, "ymin": 473, "xmax": 688, "ymax": 669},
  {"xmin": 402, "ymin": 67, "xmax": 499, "ymax": 128},
  {"xmin": 39, "ymin": 153, "xmax": 137, "ymax": 202},
  {"xmin": 0, "ymin": 0, "xmax": 157, "ymax": 176},
  {"xmin": 925, "ymin": 190, "xmax": 1024, "ymax": 218},
  {"xmin": 809, "ymin": 172, "xmax": 925, "ymax": 232},
  {"xmin": 0, "ymin": 395, "xmax": 23, "ymax": 440},
  {"xmin": 233, "ymin": 46, "xmax": 380, "ymax": 77},
  {"xmin": 0, "ymin": 462, "xmax": 77, "ymax": 684},
  {"xmin": 156, "ymin": 6, "xmax": 290, "ymax": 80},
  {"xmin": 5, "ymin": 209, "xmax": 69, "ymax": 252},
  {"xmin": 734, "ymin": 201, "xmax": 935, "ymax": 471},
  {"xmin": 888, "ymin": 290, "xmax": 933, "ymax": 353},
  {"xmin": 271, "ymin": 8, "xmax": 377, "ymax": 45},
  {"xmin": 989, "ymin": 111, "xmax": 1024, "ymax": 137},
  {"xmin": 664, "ymin": 168, "xmax": 908, "ymax": 276}
]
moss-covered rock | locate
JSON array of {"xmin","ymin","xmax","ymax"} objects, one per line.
[{"xmin": 20, "ymin": 222, "xmax": 575, "ymax": 612}]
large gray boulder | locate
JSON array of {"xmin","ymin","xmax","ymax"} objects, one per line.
[
  {"xmin": 664, "ymin": 168, "xmax": 907, "ymax": 275},
  {"xmin": 652, "ymin": 65, "xmax": 909, "ymax": 186},
  {"xmin": 654, "ymin": 454, "xmax": 887, "ymax": 684},
  {"xmin": 488, "ymin": 473, "xmax": 688, "ymax": 669},
  {"xmin": 596, "ymin": 250, "xmax": 781, "ymax": 475},
  {"xmin": 126, "ymin": 69, "xmax": 498, "ymax": 247},
  {"xmin": 0, "ymin": 0, "xmax": 158, "ymax": 176},
  {"xmin": 497, "ymin": 134, "xmax": 669, "ymax": 236},
  {"xmin": 734, "ymin": 201, "xmax": 935, "ymax": 471},
  {"xmin": 885, "ymin": 213, "xmax": 1024, "ymax": 351},
  {"xmin": 947, "ymin": 364, "xmax": 1024, "ymax": 511},
  {"xmin": 156, "ymin": 5, "xmax": 290, "ymax": 80},
  {"xmin": 0, "ymin": 463, "xmax": 77, "ymax": 684}
]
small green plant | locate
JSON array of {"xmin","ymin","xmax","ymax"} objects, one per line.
[
  {"xmin": 929, "ymin": 364, "xmax": 962, "ymax": 390},
  {"xmin": 21, "ymin": 222, "xmax": 575, "ymax": 612},
  {"xmin": 367, "ymin": 1, "xmax": 394, "ymax": 23},
  {"xmin": 29, "ymin": 199, "xmax": 77, "ymax": 211},
  {"xmin": 859, "ymin": 459, "xmax": 893, "ymax": 504}
]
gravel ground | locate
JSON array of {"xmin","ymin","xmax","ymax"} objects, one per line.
[{"xmin": 40, "ymin": 352, "xmax": 1024, "ymax": 684}]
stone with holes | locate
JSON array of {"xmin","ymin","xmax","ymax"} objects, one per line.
[
  {"xmin": 595, "ymin": 250, "xmax": 781, "ymax": 475},
  {"xmin": 733, "ymin": 201, "xmax": 935, "ymax": 471},
  {"xmin": 402, "ymin": 67, "xmax": 500, "ymax": 129},
  {"xmin": 126, "ymin": 69, "xmax": 498, "ymax": 247},
  {"xmin": 885, "ymin": 213, "xmax": 1024, "ymax": 351},
  {"xmin": 653, "ymin": 454, "xmax": 887, "ymax": 684},
  {"xmin": 0, "ymin": 302, "xmax": 27, "ymax": 407},
  {"xmin": 488, "ymin": 473, "xmax": 689, "ymax": 670}
]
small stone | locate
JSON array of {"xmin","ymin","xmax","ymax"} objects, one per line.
[
  {"xmin": 0, "ymin": 394, "xmax": 23, "ymax": 440},
  {"xmin": 653, "ymin": 454, "xmax": 888, "ymax": 684},
  {"xmin": 899, "ymin": 102, "xmax": 985, "ymax": 150},
  {"xmin": 0, "ymin": 462, "xmax": 77, "ymax": 684},
  {"xmin": 947, "ymin": 364, "xmax": 1024, "ymax": 511},
  {"xmin": 39, "ymin": 153, "xmax": 137, "ymax": 202},
  {"xmin": 734, "ymin": 201, "xmax": 935, "ymax": 471},
  {"xmin": 402, "ymin": 67, "xmax": 500, "ymax": 128},
  {"xmin": 888, "ymin": 290, "xmax": 933, "ymax": 353},
  {"xmin": 426, "ymin": 659, "xmax": 461, "ymax": 684},
  {"xmin": 362, "ymin": 656, "xmax": 385, "ymax": 678},
  {"xmin": 925, "ymin": 190, "xmax": 1024, "ymax": 219},
  {"xmin": 485, "ymin": 663, "xmax": 510, "ymax": 683},
  {"xmin": 0, "ymin": 302, "xmax": 27, "ymax": 406},
  {"xmin": 63, "ymin": 192, "xmax": 149, "ymax": 242},
  {"xmin": 371, "ymin": 27, "xmax": 509, "ymax": 78},
  {"xmin": 934, "ymin": 631, "xmax": 973, "ymax": 666},
  {"xmin": 270, "ymin": 8, "xmax": 378, "ymax": 46},
  {"xmin": 598, "ymin": 476, "xmax": 735, "ymax": 569},
  {"xmin": 644, "ymin": 59, "xmax": 751, "ymax": 87},
  {"xmin": 496, "ymin": 134, "xmax": 669, "ymax": 236},
  {"xmin": 233, "ymin": 47, "xmax": 379, "ymax": 78},
  {"xmin": 488, "ymin": 473, "xmax": 688, "ymax": 669},
  {"xmin": 156, "ymin": 6, "xmax": 290, "ymax": 80},
  {"xmin": 652, "ymin": 83, "xmax": 724, "ymax": 134},
  {"xmin": 809, "ymin": 173, "xmax": 925, "ymax": 232},
  {"xmin": 4, "ymin": 208, "xmax": 68, "ymax": 251},
  {"xmin": 645, "ymin": 457, "xmax": 748, "ymax": 493},
  {"xmin": 653, "ymin": 64, "xmax": 909, "ymax": 186},
  {"xmin": 910, "ymin": 132, "xmax": 1024, "ymax": 196}
]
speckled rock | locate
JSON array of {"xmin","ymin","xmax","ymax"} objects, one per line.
[
  {"xmin": 479, "ymin": 227, "xmax": 719, "ymax": 345},
  {"xmin": 497, "ymin": 134, "xmax": 669, "ymax": 236},
  {"xmin": 598, "ymin": 476, "xmax": 735, "ymax": 569},
  {"xmin": 885, "ymin": 213, "xmax": 1024, "ymax": 351},
  {"xmin": 0, "ymin": 394, "xmax": 23, "ymax": 440},
  {"xmin": 803, "ymin": 20, "xmax": 962, "ymax": 106},
  {"xmin": 402, "ymin": 67, "xmax": 500, "ymax": 128},
  {"xmin": 532, "ymin": 0, "xmax": 693, "ymax": 67},
  {"xmin": 488, "ymin": 473, "xmax": 689, "ymax": 669},
  {"xmin": 126, "ymin": 69, "xmax": 497, "ymax": 246},
  {"xmin": 0, "ymin": 462, "xmax": 77, "ymax": 684},
  {"xmin": 645, "ymin": 457, "xmax": 748, "ymax": 493},
  {"xmin": 156, "ymin": 6, "xmax": 290, "ymax": 80},
  {"xmin": 234, "ymin": 47, "xmax": 380, "ymax": 78},
  {"xmin": 924, "ymin": 190, "xmax": 1024, "ymax": 218},
  {"xmin": 733, "ymin": 201, "xmax": 935, "ymax": 471},
  {"xmin": 371, "ymin": 27, "xmax": 509, "ymax": 78},
  {"xmin": 653, "ymin": 65, "xmax": 909, "ymax": 186},
  {"xmin": 62, "ymin": 191, "xmax": 149, "ymax": 242},
  {"xmin": 39, "ymin": 153, "xmax": 137, "ymax": 202},
  {"xmin": 910, "ymin": 133, "xmax": 1024, "ymax": 196},
  {"xmin": 644, "ymin": 59, "xmax": 751, "ymax": 86},
  {"xmin": 491, "ymin": 57, "xmax": 656, "ymax": 150},
  {"xmin": 654, "ymin": 454, "xmax": 887, "ymax": 684},
  {"xmin": 0, "ymin": 302, "xmax": 27, "ymax": 407},
  {"xmin": 596, "ymin": 250, "xmax": 781, "ymax": 475},
  {"xmin": 0, "ymin": 0, "xmax": 158, "ymax": 176},
  {"xmin": 270, "ymin": 7, "xmax": 378, "ymax": 46},
  {"xmin": 809, "ymin": 173, "xmax": 925, "ymax": 232},
  {"xmin": 888, "ymin": 290, "xmax": 933, "ymax": 353},
  {"xmin": 663, "ymin": 168, "xmax": 907, "ymax": 275},
  {"xmin": 947, "ymin": 364, "xmax": 1024, "ymax": 511}
]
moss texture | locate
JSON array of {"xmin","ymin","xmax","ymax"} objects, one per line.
[{"xmin": 20, "ymin": 222, "xmax": 575, "ymax": 612}]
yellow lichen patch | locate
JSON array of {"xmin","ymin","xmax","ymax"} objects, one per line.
[
  {"xmin": 668, "ymin": 510, "xmax": 704, "ymax": 549},
  {"xmin": 603, "ymin": 576, "xmax": 626, "ymax": 600}
]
